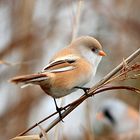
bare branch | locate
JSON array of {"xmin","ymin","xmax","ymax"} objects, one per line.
[
  {"xmin": 17, "ymin": 110, "xmax": 59, "ymax": 136},
  {"xmin": 103, "ymin": 62, "xmax": 140, "ymax": 84},
  {"xmin": 38, "ymin": 48, "xmax": 140, "ymax": 137}
]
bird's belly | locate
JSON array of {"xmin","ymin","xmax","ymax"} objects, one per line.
[
  {"xmin": 40, "ymin": 82, "xmax": 77, "ymax": 98},
  {"xmin": 49, "ymin": 73, "xmax": 93, "ymax": 98},
  {"xmin": 50, "ymin": 87, "xmax": 77, "ymax": 98}
]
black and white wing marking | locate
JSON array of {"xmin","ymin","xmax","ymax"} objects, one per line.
[{"xmin": 42, "ymin": 55, "xmax": 80, "ymax": 73}]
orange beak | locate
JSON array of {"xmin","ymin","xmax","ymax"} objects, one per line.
[
  {"xmin": 98, "ymin": 50, "xmax": 106, "ymax": 56},
  {"xmin": 96, "ymin": 112, "xmax": 104, "ymax": 120}
]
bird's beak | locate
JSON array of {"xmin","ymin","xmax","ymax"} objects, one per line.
[
  {"xmin": 96, "ymin": 112, "xmax": 104, "ymax": 120},
  {"xmin": 98, "ymin": 50, "xmax": 106, "ymax": 56}
]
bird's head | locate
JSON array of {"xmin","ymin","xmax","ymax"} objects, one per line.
[{"xmin": 70, "ymin": 36, "xmax": 106, "ymax": 74}]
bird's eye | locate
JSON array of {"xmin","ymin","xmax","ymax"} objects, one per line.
[
  {"xmin": 92, "ymin": 48, "xmax": 98, "ymax": 53},
  {"xmin": 67, "ymin": 59, "xmax": 75, "ymax": 63},
  {"xmin": 103, "ymin": 109, "xmax": 115, "ymax": 124}
]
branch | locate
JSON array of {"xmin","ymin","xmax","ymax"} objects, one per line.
[
  {"xmin": 17, "ymin": 108, "xmax": 67, "ymax": 136},
  {"xmin": 95, "ymin": 85, "xmax": 140, "ymax": 94},
  {"xmin": 39, "ymin": 48, "xmax": 140, "ymax": 137},
  {"xmin": 104, "ymin": 62, "xmax": 140, "ymax": 84},
  {"xmin": 63, "ymin": 85, "xmax": 140, "ymax": 110},
  {"xmin": 15, "ymin": 85, "xmax": 140, "ymax": 138},
  {"xmin": 15, "ymin": 48, "xmax": 140, "ymax": 139}
]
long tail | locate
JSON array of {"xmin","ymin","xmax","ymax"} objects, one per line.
[{"xmin": 10, "ymin": 73, "xmax": 49, "ymax": 85}]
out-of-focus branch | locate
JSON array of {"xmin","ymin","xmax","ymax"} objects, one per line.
[
  {"xmin": 0, "ymin": 33, "xmax": 34, "ymax": 59},
  {"xmin": 71, "ymin": 0, "xmax": 83, "ymax": 41}
]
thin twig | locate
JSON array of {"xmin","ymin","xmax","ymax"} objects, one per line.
[
  {"xmin": 95, "ymin": 86, "xmax": 140, "ymax": 94},
  {"xmin": 67, "ymin": 85, "xmax": 140, "ymax": 107},
  {"xmin": 39, "ymin": 85, "xmax": 140, "ymax": 137},
  {"xmin": 38, "ymin": 124, "xmax": 49, "ymax": 140},
  {"xmin": 17, "ymin": 84, "xmax": 140, "ymax": 138},
  {"xmin": 104, "ymin": 63, "xmax": 140, "ymax": 85},
  {"xmin": 17, "ymin": 107, "xmax": 68, "ymax": 136}
]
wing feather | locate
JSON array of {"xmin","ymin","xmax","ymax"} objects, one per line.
[{"xmin": 42, "ymin": 55, "xmax": 79, "ymax": 73}]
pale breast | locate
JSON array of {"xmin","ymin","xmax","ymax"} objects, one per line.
[{"xmin": 48, "ymin": 58, "xmax": 93, "ymax": 98}]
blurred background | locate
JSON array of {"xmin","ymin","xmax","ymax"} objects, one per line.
[{"xmin": 0, "ymin": 0, "xmax": 140, "ymax": 140}]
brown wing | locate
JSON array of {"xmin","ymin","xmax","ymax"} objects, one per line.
[
  {"xmin": 10, "ymin": 56, "xmax": 78, "ymax": 84},
  {"xmin": 42, "ymin": 55, "xmax": 78, "ymax": 73}
]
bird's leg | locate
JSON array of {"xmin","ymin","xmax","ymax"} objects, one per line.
[
  {"xmin": 53, "ymin": 98, "xmax": 64, "ymax": 122},
  {"xmin": 75, "ymin": 86, "xmax": 90, "ymax": 96}
]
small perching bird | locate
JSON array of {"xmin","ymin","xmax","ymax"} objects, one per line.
[
  {"xmin": 96, "ymin": 99, "xmax": 139, "ymax": 134},
  {"xmin": 10, "ymin": 36, "xmax": 106, "ymax": 118}
]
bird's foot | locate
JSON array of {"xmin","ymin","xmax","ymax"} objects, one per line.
[
  {"xmin": 75, "ymin": 86, "xmax": 90, "ymax": 97},
  {"xmin": 56, "ymin": 106, "xmax": 64, "ymax": 122}
]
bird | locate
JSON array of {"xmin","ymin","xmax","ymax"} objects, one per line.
[
  {"xmin": 95, "ymin": 99, "xmax": 139, "ymax": 135},
  {"xmin": 10, "ymin": 36, "xmax": 106, "ymax": 119}
]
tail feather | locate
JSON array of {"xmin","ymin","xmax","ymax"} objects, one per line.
[{"xmin": 10, "ymin": 73, "xmax": 48, "ymax": 84}]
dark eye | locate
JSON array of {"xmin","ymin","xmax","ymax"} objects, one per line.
[
  {"xmin": 103, "ymin": 109, "xmax": 115, "ymax": 124},
  {"xmin": 92, "ymin": 48, "xmax": 98, "ymax": 53},
  {"xmin": 67, "ymin": 59, "xmax": 76, "ymax": 63}
]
